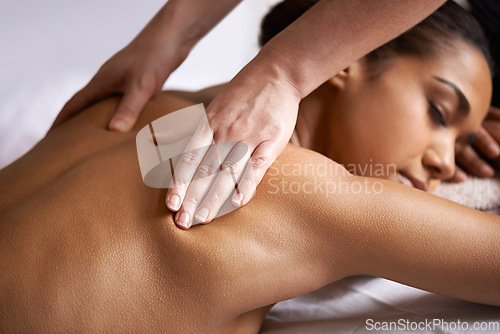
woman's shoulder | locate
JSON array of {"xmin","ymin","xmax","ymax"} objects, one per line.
[
  {"xmin": 277, "ymin": 144, "xmax": 350, "ymax": 178},
  {"xmin": 159, "ymin": 83, "xmax": 227, "ymax": 106}
]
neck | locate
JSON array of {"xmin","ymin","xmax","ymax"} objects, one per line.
[{"xmin": 294, "ymin": 84, "xmax": 336, "ymax": 158}]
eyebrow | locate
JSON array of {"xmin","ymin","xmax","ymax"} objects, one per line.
[{"xmin": 434, "ymin": 76, "xmax": 471, "ymax": 117}]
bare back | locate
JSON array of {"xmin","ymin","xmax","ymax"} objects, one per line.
[
  {"xmin": 2, "ymin": 92, "xmax": 499, "ymax": 333},
  {"xmin": 0, "ymin": 93, "xmax": 347, "ymax": 333}
]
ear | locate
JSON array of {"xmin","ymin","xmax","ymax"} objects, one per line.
[{"xmin": 327, "ymin": 67, "xmax": 350, "ymax": 90}]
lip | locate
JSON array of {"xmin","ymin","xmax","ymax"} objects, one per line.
[{"xmin": 397, "ymin": 172, "xmax": 427, "ymax": 192}]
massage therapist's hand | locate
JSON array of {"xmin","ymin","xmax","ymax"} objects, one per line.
[
  {"xmin": 51, "ymin": 35, "xmax": 188, "ymax": 132},
  {"xmin": 166, "ymin": 59, "xmax": 301, "ymax": 229},
  {"xmin": 50, "ymin": 0, "xmax": 242, "ymax": 131},
  {"xmin": 450, "ymin": 106, "xmax": 500, "ymax": 181}
]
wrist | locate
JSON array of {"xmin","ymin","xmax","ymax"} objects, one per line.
[{"xmin": 248, "ymin": 47, "xmax": 304, "ymax": 101}]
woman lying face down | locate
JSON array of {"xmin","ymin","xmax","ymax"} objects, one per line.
[
  {"xmin": 298, "ymin": 44, "xmax": 491, "ymax": 191},
  {"xmin": 269, "ymin": 0, "xmax": 493, "ymax": 192},
  {"xmin": 0, "ymin": 1, "xmax": 498, "ymax": 333}
]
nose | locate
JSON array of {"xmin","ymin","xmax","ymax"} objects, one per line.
[{"xmin": 422, "ymin": 136, "xmax": 456, "ymax": 181}]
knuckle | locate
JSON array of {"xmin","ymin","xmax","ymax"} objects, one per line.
[
  {"xmin": 180, "ymin": 151, "xmax": 203, "ymax": 168},
  {"xmin": 259, "ymin": 122, "xmax": 282, "ymax": 138},
  {"xmin": 226, "ymin": 125, "xmax": 246, "ymax": 139},
  {"xmin": 220, "ymin": 159, "xmax": 241, "ymax": 174},
  {"xmin": 267, "ymin": 122, "xmax": 282, "ymax": 134},
  {"xmin": 250, "ymin": 156, "xmax": 267, "ymax": 169},
  {"xmin": 137, "ymin": 76, "xmax": 156, "ymax": 93},
  {"xmin": 196, "ymin": 163, "xmax": 218, "ymax": 178},
  {"xmin": 174, "ymin": 178, "xmax": 189, "ymax": 188}
]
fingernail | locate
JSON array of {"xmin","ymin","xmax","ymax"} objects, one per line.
[
  {"xmin": 167, "ymin": 194, "xmax": 181, "ymax": 211},
  {"xmin": 232, "ymin": 193, "xmax": 243, "ymax": 206},
  {"xmin": 480, "ymin": 164, "xmax": 494, "ymax": 177},
  {"xmin": 487, "ymin": 143, "xmax": 500, "ymax": 157},
  {"xmin": 195, "ymin": 207, "xmax": 209, "ymax": 223},
  {"xmin": 176, "ymin": 212, "xmax": 190, "ymax": 229},
  {"xmin": 109, "ymin": 119, "xmax": 128, "ymax": 132}
]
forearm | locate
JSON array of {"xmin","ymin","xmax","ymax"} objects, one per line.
[
  {"xmin": 273, "ymin": 147, "xmax": 499, "ymax": 306},
  {"xmin": 256, "ymin": 0, "xmax": 445, "ymax": 98},
  {"xmin": 319, "ymin": 176, "xmax": 500, "ymax": 306},
  {"xmin": 130, "ymin": 0, "xmax": 242, "ymax": 61}
]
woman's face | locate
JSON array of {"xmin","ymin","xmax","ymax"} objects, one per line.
[{"xmin": 328, "ymin": 43, "xmax": 492, "ymax": 191}]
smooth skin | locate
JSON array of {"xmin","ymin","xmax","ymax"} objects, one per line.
[
  {"xmin": 312, "ymin": 41, "xmax": 492, "ymax": 191},
  {"xmin": 1, "ymin": 92, "xmax": 499, "ymax": 333},
  {"xmin": 51, "ymin": 0, "xmax": 453, "ymax": 229},
  {"xmin": 1, "ymin": 39, "xmax": 499, "ymax": 332},
  {"xmin": 177, "ymin": 40, "xmax": 494, "ymax": 207}
]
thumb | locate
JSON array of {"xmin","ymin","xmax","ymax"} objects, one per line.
[{"xmin": 108, "ymin": 86, "xmax": 153, "ymax": 132}]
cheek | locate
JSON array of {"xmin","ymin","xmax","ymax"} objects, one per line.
[
  {"xmin": 357, "ymin": 79, "xmax": 425, "ymax": 139},
  {"xmin": 368, "ymin": 105, "xmax": 429, "ymax": 150},
  {"xmin": 375, "ymin": 85, "xmax": 432, "ymax": 149},
  {"xmin": 354, "ymin": 106, "xmax": 431, "ymax": 170},
  {"xmin": 336, "ymin": 74, "xmax": 432, "ymax": 166}
]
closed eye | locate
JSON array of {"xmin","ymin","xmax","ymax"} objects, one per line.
[{"xmin": 429, "ymin": 102, "xmax": 446, "ymax": 126}]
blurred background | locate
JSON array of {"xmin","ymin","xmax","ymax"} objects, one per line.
[{"xmin": 0, "ymin": 0, "xmax": 279, "ymax": 168}]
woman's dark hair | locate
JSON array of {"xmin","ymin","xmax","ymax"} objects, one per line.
[{"xmin": 259, "ymin": 0, "xmax": 494, "ymax": 79}]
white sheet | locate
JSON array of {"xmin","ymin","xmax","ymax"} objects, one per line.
[
  {"xmin": 1, "ymin": 1, "xmax": 498, "ymax": 333},
  {"xmin": 263, "ymin": 276, "xmax": 500, "ymax": 333}
]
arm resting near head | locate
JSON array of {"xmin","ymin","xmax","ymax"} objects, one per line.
[{"xmin": 278, "ymin": 147, "xmax": 500, "ymax": 306}]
